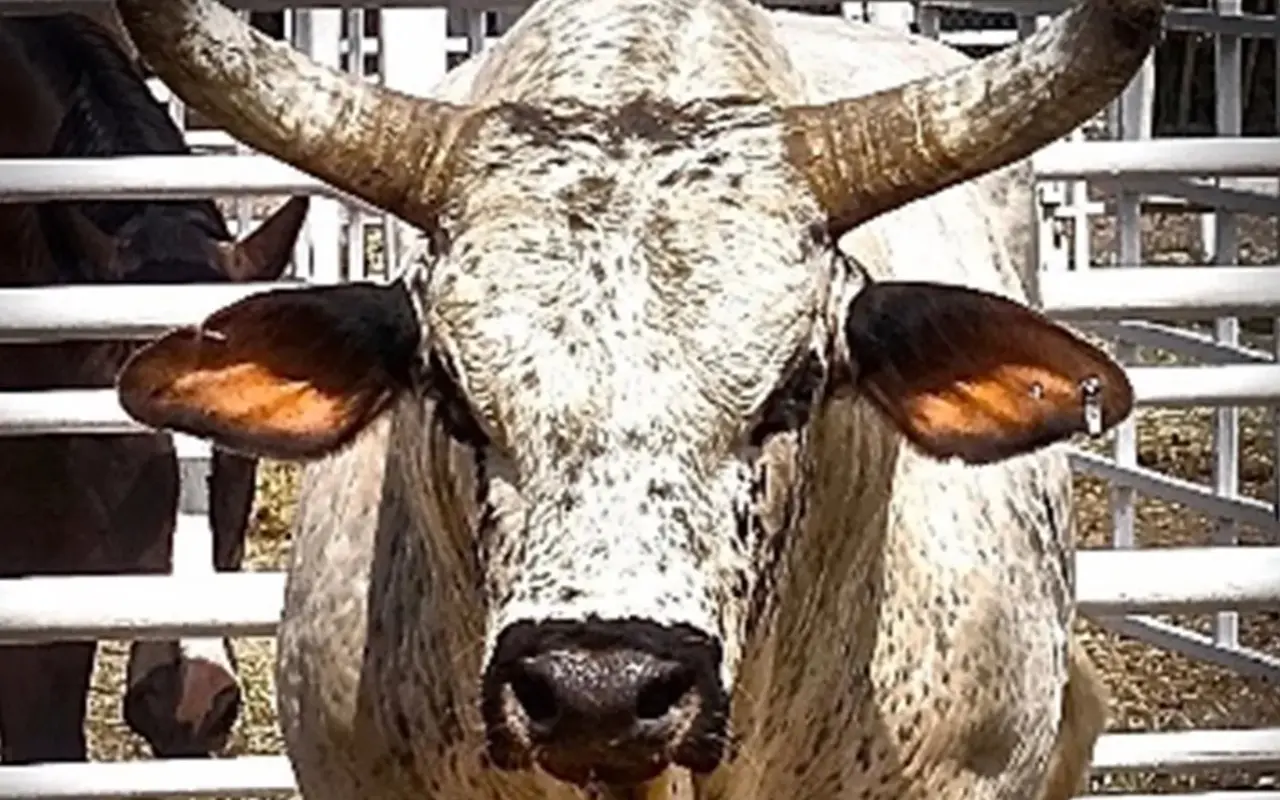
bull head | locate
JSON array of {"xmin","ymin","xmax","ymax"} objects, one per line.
[{"xmin": 113, "ymin": 0, "xmax": 1153, "ymax": 791}]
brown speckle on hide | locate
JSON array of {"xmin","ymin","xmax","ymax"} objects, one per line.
[
  {"xmin": 931, "ymin": 625, "xmax": 950, "ymax": 659},
  {"xmin": 558, "ymin": 174, "xmax": 616, "ymax": 218},
  {"xmin": 647, "ymin": 480, "xmax": 673, "ymax": 499},
  {"xmin": 611, "ymin": 97, "xmax": 712, "ymax": 146},
  {"xmin": 963, "ymin": 713, "xmax": 1018, "ymax": 779},
  {"xmin": 488, "ymin": 95, "xmax": 738, "ymax": 164},
  {"xmin": 853, "ymin": 739, "xmax": 873, "ymax": 771},
  {"xmin": 556, "ymin": 491, "xmax": 577, "ymax": 513},
  {"xmin": 492, "ymin": 103, "xmax": 572, "ymax": 149}
]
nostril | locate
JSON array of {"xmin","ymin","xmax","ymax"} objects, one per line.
[
  {"xmin": 510, "ymin": 663, "xmax": 560, "ymax": 726},
  {"xmin": 635, "ymin": 666, "xmax": 696, "ymax": 721}
]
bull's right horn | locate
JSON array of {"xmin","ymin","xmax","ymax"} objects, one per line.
[
  {"xmin": 115, "ymin": 0, "xmax": 474, "ymax": 228},
  {"xmin": 784, "ymin": 0, "xmax": 1164, "ymax": 238}
]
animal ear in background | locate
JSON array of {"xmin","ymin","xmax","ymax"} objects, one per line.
[
  {"xmin": 116, "ymin": 281, "xmax": 421, "ymax": 461},
  {"xmin": 57, "ymin": 206, "xmax": 121, "ymax": 280},
  {"xmin": 843, "ymin": 281, "xmax": 1134, "ymax": 465},
  {"xmin": 216, "ymin": 196, "xmax": 310, "ymax": 282}
]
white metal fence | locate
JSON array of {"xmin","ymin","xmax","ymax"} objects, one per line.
[{"xmin": 0, "ymin": 0, "xmax": 1276, "ymax": 798}]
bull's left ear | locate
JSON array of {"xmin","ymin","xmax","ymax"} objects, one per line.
[
  {"xmin": 115, "ymin": 281, "xmax": 421, "ymax": 461},
  {"xmin": 844, "ymin": 281, "xmax": 1133, "ymax": 465}
]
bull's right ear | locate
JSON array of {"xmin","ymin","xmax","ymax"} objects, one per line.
[
  {"xmin": 844, "ymin": 280, "xmax": 1133, "ymax": 465},
  {"xmin": 116, "ymin": 282, "xmax": 421, "ymax": 461}
]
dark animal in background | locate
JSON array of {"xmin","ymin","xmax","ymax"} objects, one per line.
[{"xmin": 0, "ymin": 11, "xmax": 308, "ymax": 762}]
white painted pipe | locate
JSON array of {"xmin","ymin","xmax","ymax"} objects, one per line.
[
  {"xmin": 1126, "ymin": 364, "xmax": 1280, "ymax": 408},
  {"xmin": 0, "ymin": 156, "xmax": 325, "ymax": 201},
  {"xmin": 0, "ymin": 141, "xmax": 1275, "ymax": 205},
  {"xmin": 0, "ymin": 755, "xmax": 296, "ymax": 799},
  {"xmin": 0, "ymin": 569, "xmax": 282, "ymax": 642},
  {"xmin": 5, "ymin": 267, "xmax": 1280, "ymax": 341},
  {"xmin": 1042, "ymin": 266, "xmax": 1280, "ymax": 321},
  {"xmin": 1034, "ymin": 138, "xmax": 1280, "ymax": 180},
  {"xmin": 1075, "ymin": 547, "xmax": 1280, "ymax": 616},
  {"xmin": 0, "ymin": 283, "xmax": 302, "ymax": 343},
  {"xmin": 0, "ymin": 548, "xmax": 1273, "ymax": 643},
  {"xmin": 0, "ymin": 389, "xmax": 144, "ymax": 436},
  {"xmin": 0, "ymin": 725, "xmax": 1273, "ymax": 799}
]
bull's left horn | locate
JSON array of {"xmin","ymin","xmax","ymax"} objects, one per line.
[
  {"xmin": 783, "ymin": 0, "xmax": 1163, "ymax": 237},
  {"xmin": 115, "ymin": 0, "xmax": 473, "ymax": 228}
]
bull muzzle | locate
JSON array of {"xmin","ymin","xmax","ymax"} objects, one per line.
[{"xmin": 480, "ymin": 618, "xmax": 728, "ymax": 787}]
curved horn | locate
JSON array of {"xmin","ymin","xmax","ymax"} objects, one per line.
[
  {"xmin": 784, "ymin": 0, "xmax": 1163, "ymax": 237},
  {"xmin": 115, "ymin": 0, "xmax": 473, "ymax": 227}
]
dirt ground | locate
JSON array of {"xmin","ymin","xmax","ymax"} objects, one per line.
[{"xmin": 77, "ymin": 212, "xmax": 1280, "ymax": 796}]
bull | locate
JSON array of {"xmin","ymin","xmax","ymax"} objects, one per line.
[{"xmin": 111, "ymin": 0, "xmax": 1159, "ymax": 797}]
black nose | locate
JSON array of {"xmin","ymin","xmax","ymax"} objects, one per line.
[
  {"xmin": 512, "ymin": 646, "xmax": 697, "ymax": 734},
  {"xmin": 481, "ymin": 619, "xmax": 727, "ymax": 786}
]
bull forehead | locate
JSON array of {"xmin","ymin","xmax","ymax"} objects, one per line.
[{"xmin": 426, "ymin": 98, "xmax": 833, "ymax": 472}]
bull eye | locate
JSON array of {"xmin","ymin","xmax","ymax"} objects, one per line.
[
  {"xmin": 423, "ymin": 349, "xmax": 490, "ymax": 447},
  {"xmin": 747, "ymin": 352, "xmax": 824, "ymax": 447}
]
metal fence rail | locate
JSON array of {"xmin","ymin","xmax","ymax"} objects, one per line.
[
  {"xmin": 0, "ymin": 730, "xmax": 1277, "ymax": 799},
  {"xmin": 0, "ymin": 548, "xmax": 1275, "ymax": 643}
]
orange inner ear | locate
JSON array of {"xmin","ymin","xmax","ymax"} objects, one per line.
[
  {"xmin": 894, "ymin": 363, "xmax": 1088, "ymax": 443},
  {"xmin": 847, "ymin": 282, "xmax": 1134, "ymax": 464},
  {"xmin": 117, "ymin": 299, "xmax": 405, "ymax": 461},
  {"xmin": 118, "ymin": 282, "xmax": 418, "ymax": 460},
  {"xmin": 863, "ymin": 352, "xmax": 1129, "ymax": 465},
  {"xmin": 138, "ymin": 347, "xmax": 371, "ymax": 441}
]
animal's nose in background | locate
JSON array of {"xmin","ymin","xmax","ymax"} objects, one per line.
[{"xmin": 482, "ymin": 622, "xmax": 726, "ymax": 785}]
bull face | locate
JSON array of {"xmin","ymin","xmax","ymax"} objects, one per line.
[
  {"xmin": 110, "ymin": 0, "xmax": 1159, "ymax": 791},
  {"xmin": 112, "ymin": 195, "xmax": 1132, "ymax": 790}
]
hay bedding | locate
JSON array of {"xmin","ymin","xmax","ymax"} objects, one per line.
[{"xmin": 79, "ymin": 214, "xmax": 1279, "ymax": 797}]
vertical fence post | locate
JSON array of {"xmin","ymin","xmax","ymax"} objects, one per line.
[
  {"xmin": 1211, "ymin": 0, "xmax": 1243, "ymax": 650},
  {"xmin": 232, "ymin": 9, "xmax": 254, "ymax": 243},
  {"xmin": 382, "ymin": 7, "xmax": 450, "ymax": 96},
  {"xmin": 1110, "ymin": 52, "xmax": 1155, "ymax": 552},
  {"xmin": 916, "ymin": 2, "xmax": 939, "ymax": 39},
  {"xmin": 1067, "ymin": 123, "xmax": 1094, "ymax": 271},
  {"xmin": 864, "ymin": 1, "xmax": 914, "ymax": 32},
  {"xmin": 1067, "ymin": 6, "xmax": 1099, "ymax": 273},
  {"xmin": 466, "ymin": 9, "xmax": 489, "ymax": 53},
  {"xmin": 380, "ymin": 5, "xmax": 450, "ymax": 276},
  {"xmin": 292, "ymin": 9, "xmax": 344, "ymax": 284},
  {"xmin": 281, "ymin": 9, "xmax": 311, "ymax": 278},
  {"xmin": 1273, "ymin": 0, "xmax": 1280, "ymax": 533},
  {"xmin": 343, "ymin": 7, "xmax": 369, "ymax": 281},
  {"xmin": 1026, "ymin": 12, "xmax": 1072, "ymax": 274}
]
